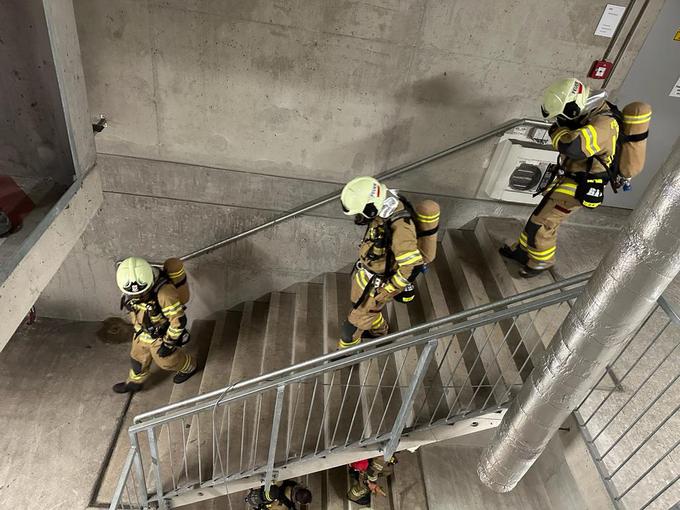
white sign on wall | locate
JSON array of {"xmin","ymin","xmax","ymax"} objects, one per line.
[
  {"xmin": 670, "ymin": 76, "xmax": 680, "ymax": 98},
  {"xmin": 595, "ymin": 4, "xmax": 626, "ymax": 38}
]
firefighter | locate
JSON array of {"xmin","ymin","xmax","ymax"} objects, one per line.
[
  {"xmin": 347, "ymin": 456, "xmax": 396, "ymax": 505},
  {"xmin": 112, "ymin": 257, "xmax": 197, "ymax": 393},
  {"xmin": 501, "ymin": 77, "xmax": 620, "ymax": 277},
  {"xmin": 338, "ymin": 176, "xmax": 425, "ymax": 348},
  {"xmin": 245, "ymin": 480, "xmax": 312, "ymax": 509}
]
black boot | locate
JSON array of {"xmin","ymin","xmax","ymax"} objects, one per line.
[
  {"xmin": 112, "ymin": 381, "xmax": 143, "ymax": 394},
  {"xmin": 499, "ymin": 245, "xmax": 528, "ymax": 265},
  {"xmin": 173, "ymin": 366, "xmax": 199, "ymax": 384},
  {"xmin": 519, "ymin": 265, "xmax": 548, "ymax": 278}
]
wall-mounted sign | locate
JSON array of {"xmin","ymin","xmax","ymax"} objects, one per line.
[
  {"xmin": 670, "ymin": 76, "xmax": 680, "ymax": 98},
  {"xmin": 595, "ymin": 4, "xmax": 626, "ymax": 38},
  {"xmin": 674, "ymin": 29, "xmax": 680, "ymax": 41}
]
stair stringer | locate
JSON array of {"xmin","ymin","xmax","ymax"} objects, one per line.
[{"xmin": 166, "ymin": 408, "xmax": 506, "ymax": 508}]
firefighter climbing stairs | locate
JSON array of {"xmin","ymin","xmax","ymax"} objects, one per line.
[{"xmin": 101, "ymin": 217, "xmax": 607, "ymax": 509}]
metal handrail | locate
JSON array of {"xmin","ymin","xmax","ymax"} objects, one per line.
[
  {"xmin": 130, "ymin": 281, "xmax": 584, "ymax": 434},
  {"xmin": 134, "ymin": 269, "xmax": 590, "ymax": 425},
  {"xmin": 178, "ymin": 118, "xmax": 551, "ymax": 261}
]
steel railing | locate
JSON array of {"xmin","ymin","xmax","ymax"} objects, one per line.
[
  {"xmin": 109, "ymin": 273, "xmax": 588, "ymax": 509},
  {"xmin": 176, "ymin": 118, "xmax": 550, "ymax": 262},
  {"xmin": 575, "ymin": 296, "xmax": 680, "ymax": 510}
]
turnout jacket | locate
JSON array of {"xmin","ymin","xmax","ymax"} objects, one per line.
[
  {"xmin": 549, "ymin": 104, "xmax": 620, "ymax": 175},
  {"xmin": 127, "ymin": 283, "xmax": 186, "ymax": 343},
  {"xmin": 357, "ymin": 202, "xmax": 423, "ymax": 294}
]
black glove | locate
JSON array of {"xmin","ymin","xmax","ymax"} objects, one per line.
[{"xmin": 157, "ymin": 342, "xmax": 177, "ymax": 358}]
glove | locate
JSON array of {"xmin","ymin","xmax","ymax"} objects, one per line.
[
  {"xmin": 367, "ymin": 481, "xmax": 387, "ymax": 497},
  {"xmin": 157, "ymin": 342, "xmax": 177, "ymax": 358}
]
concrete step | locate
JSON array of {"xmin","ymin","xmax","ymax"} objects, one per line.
[
  {"xmin": 474, "ymin": 218, "xmax": 550, "ymax": 356},
  {"xmin": 171, "ymin": 310, "xmax": 243, "ymax": 488},
  {"xmin": 156, "ymin": 319, "xmax": 216, "ymax": 491},
  {"xmin": 97, "ymin": 320, "xmax": 215, "ymax": 501},
  {"xmin": 325, "ymin": 466, "xmax": 349, "ymax": 510},
  {"xmin": 222, "ymin": 300, "xmax": 271, "ymax": 478},
  {"xmin": 390, "ymin": 450, "xmax": 428, "ymax": 510},
  {"xmin": 253, "ymin": 291, "xmax": 296, "ymax": 470},
  {"xmin": 431, "ymin": 248, "xmax": 499, "ymax": 413},
  {"xmin": 472, "ymin": 219, "xmax": 546, "ymax": 380},
  {"xmin": 288, "ymin": 283, "xmax": 325, "ymax": 461},
  {"xmin": 386, "ymin": 301, "xmax": 429, "ymax": 427},
  {"xmin": 442, "ymin": 230, "xmax": 518, "ymax": 407},
  {"xmin": 416, "ymin": 262, "xmax": 472, "ymax": 417},
  {"xmin": 322, "ymin": 273, "xmax": 364, "ymax": 450},
  {"xmin": 403, "ymin": 279, "xmax": 449, "ymax": 426}
]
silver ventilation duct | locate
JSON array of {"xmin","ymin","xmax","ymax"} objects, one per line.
[{"xmin": 478, "ymin": 137, "xmax": 680, "ymax": 492}]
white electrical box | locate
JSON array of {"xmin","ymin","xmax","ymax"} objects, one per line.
[{"xmin": 480, "ymin": 127, "xmax": 558, "ymax": 205}]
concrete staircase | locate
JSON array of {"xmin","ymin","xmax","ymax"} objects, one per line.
[{"xmin": 103, "ymin": 217, "xmax": 611, "ymax": 509}]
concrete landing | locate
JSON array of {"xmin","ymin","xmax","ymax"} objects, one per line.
[{"xmin": 0, "ymin": 318, "xmax": 130, "ymax": 510}]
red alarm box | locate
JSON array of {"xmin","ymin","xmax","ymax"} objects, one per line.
[{"xmin": 588, "ymin": 60, "xmax": 613, "ymax": 80}]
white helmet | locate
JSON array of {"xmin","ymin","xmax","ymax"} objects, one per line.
[
  {"xmin": 541, "ymin": 78, "xmax": 590, "ymax": 121},
  {"xmin": 116, "ymin": 257, "xmax": 155, "ymax": 296},
  {"xmin": 340, "ymin": 176, "xmax": 388, "ymax": 218}
]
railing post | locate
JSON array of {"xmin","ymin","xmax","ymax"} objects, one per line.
[
  {"xmin": 129, "ymin": 432, "xmax": 149, "ymax": 508},
  {"xmin": 383, "ymin": 341, "xmax": 437, "ymax": 460},
  {"xmin": 146, "ymin": 427, "xmax": 166, "ymax": 509},
  {"xmin": 263, "ymin": 385, "xmax": 286, "ymax": 490}
]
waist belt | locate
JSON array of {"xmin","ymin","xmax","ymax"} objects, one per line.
[
  {"xmin": 355, "ymin": 261, "xmax": 385, "ymax": 283},
  {"xmin": 353, "ymin": 261, "xmax": 383, "ymax": 309}
]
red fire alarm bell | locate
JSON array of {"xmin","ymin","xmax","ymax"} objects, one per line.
[{"xmin": 588, "ymin": 60, "xmax": 613, "ymax": 80}]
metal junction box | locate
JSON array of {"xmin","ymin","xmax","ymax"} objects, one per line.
[{"xmin": 481, "ymin": 128, "xmax": 558, "ymax": 205}]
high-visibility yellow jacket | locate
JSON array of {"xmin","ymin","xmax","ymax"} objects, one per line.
[
  {"xmin": 549, "ymin": 104, "xmax": 620, "ymax": 175},
  {"xmin": 357, "ymin": 202, "xmax": 423, "ymax": 294},
  {"xmin": 127, "ymin": 283, "xmax": 186, "ymax": 343}
]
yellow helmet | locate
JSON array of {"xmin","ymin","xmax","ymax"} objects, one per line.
[
  {"xmin": 541, "ymin": 78, "xmax": 590, "ymax": 121},
  {"xmin": 340, "ymin": 176, "xmax": 388, "ymax": 218},
  {"xmin": 116, "ymin": 257, "xmax": 155, "ymax": 296}
]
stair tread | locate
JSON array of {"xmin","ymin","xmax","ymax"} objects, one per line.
[
  {"xmin": 473, "ymin": 218, "xmax": 549, "ymax": 377},
  {"xmin": 223, "ymin": 300, "xmax": 272, "ymax": 478},
  {"xmin": 168, "ymin": 311, "xmax": 242, "ymax": 488},
  {"xmin": 390, "ymin": 450, "xmax": 428, "ymax": 510},
  {"xmin": 324, "ymin": 466, "xmax": 349, "ymax": 510},
  {"xmin": 323, "ymin": 273, "xmax": 364, "ymax": 451},
  {"xmin": 476, "ymin": 217, "xmax": 572, "ymax": 346},
  {"xmin": 288, "ymin": 283, "xmax": 325, "ymax": 461},
  {"xmin": 157, "ymin": 319, "xmax": 217, "ymax": 491},
  {"xmin": 443, "ymin": 230, "xmax": 519, "ymax": 407},
  {"xmin": 254, "ymin": 291, "xmax": 297, "ymax": 469},
  {"xmin": 97, "ymin": 320, "xmax": 216, "ymax": 502}
]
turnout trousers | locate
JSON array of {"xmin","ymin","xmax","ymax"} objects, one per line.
[
  {"xmin": 127, "ymin": 336, "xmax": 195, "ymax": 384},
  {"xmin": 513, "ymin": 176, "xmax": 582, "ymax": 269},
  {"xmin": 340, "ymin": 268, "xmax": 395, "ymax": 348}
]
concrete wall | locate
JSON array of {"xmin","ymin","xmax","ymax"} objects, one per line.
[
  {"xmin": 0, "ymin": 168, "xmax": 103, "ymax": 351},
  {"xmin": 74, "ymin": 0, "xmax": 661, "ymax": 195},
  {"xmin": 43, "ymin": 0, "xmax": 97, "ymax": 176},
  {"xmin": 37, "ymin": 0, "xmax": 661, "ymax": 320},
  {"xmin": 0, "ymin": 0, "xmax": 75, "ymax": 185},
  {"xmin": 37, "ymin": 154, "xmax": 628, "ymax": 321}
]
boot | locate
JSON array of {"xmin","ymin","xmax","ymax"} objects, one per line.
[
  {"xmin": 112, "ymin": 381, "xmax": 143, "ymax": 394},
  {"xmin": 519, "ymin": 264, "xmax": 549, "ymax": 278},
  {"xmin": 499, "ymin": 244, "xmax": 528, "ymax": 265},
  {"xmin": 173, "ymin": 366, "xmax": 199, "ymax": 384},
  {"xmin": 361, "ymin": 329, "xmax": 384, "ymax": 340}
]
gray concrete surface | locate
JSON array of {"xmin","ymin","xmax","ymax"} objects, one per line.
[
  {"xmin": 43, "ymin": 0, "xmax": 97, "ymax": 176},
  {"xmin": 0, "ymin": 318, "xmax": 129, "ymax": 510},
  {"xmin": 0, "ymin": 0, "xmax": 75, "ymax": 185},
  {"xmin": 37, "ymin": 153, "xmax": 629, "ymax": 322},
  {"xmin": 74, "ymin": 0, "xmax": 661, "ymax": 195},
  {"xmin": 0, "ymin": 168, "xmax": 103, "ymax": 351}
]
